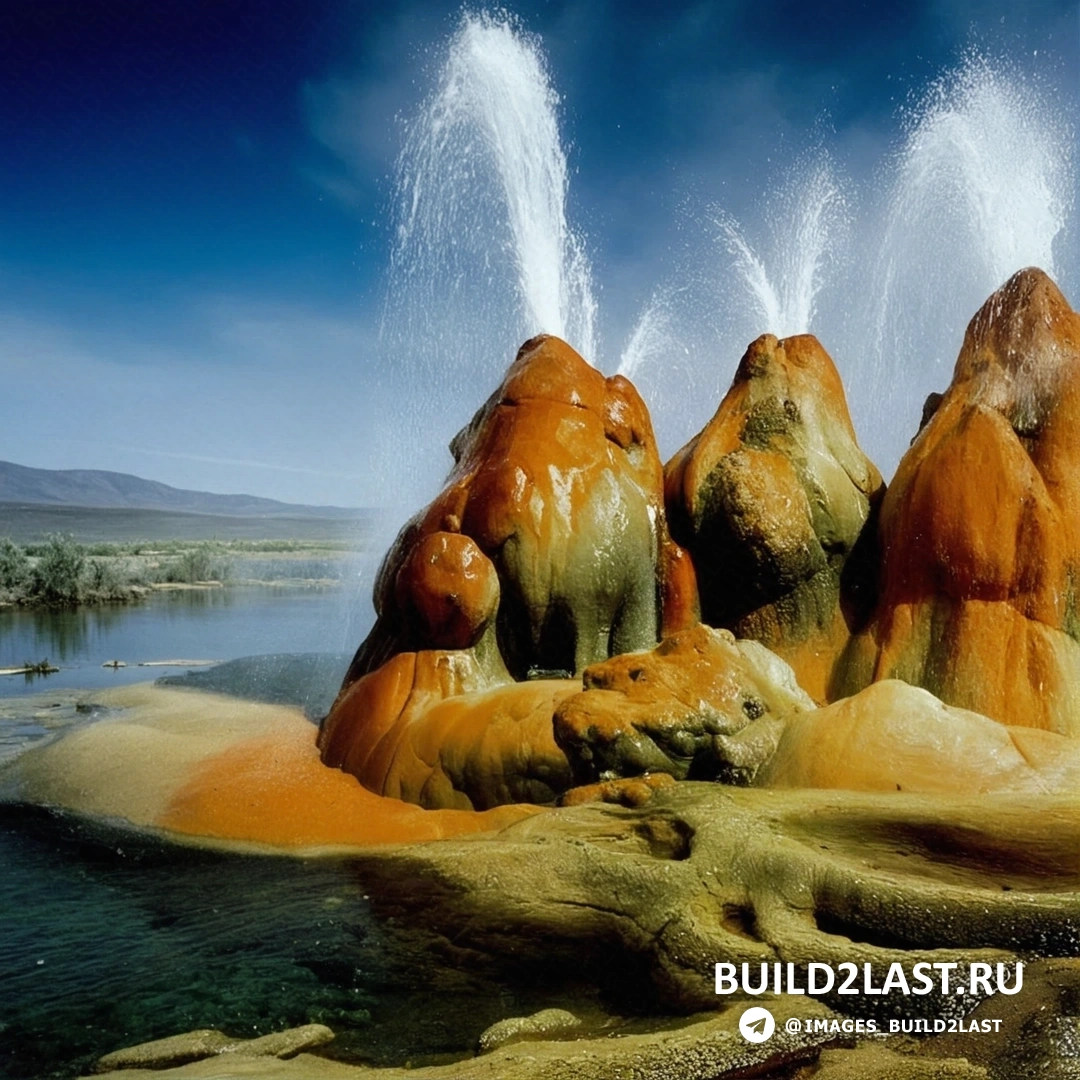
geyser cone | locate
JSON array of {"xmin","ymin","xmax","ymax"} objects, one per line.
[
  {"xmin": 665, "ymin": 332, "xmax": 883, "ymax": 703},
  {"xmin": 339, "ymin": 334, "xmax": 688, "ymax": 687},
  {"xmin": 319, "ymin": 335, "xmax": 702, "ymax": 807},
  {"xmin": 841, "ymin": 268, "xmax": 1080, "ymax": 734}
]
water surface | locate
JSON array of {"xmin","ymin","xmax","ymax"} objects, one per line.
[
  {"xmin": 0, "ymin": 808, "xmax": 579, "ymax": 1079},
  {"xmin": 0, "ymin": 587, "xmax": 368, "ymax": 698}
]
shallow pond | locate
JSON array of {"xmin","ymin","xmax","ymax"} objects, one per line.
[
  {"xmin": 0, "ymin": 808, "xmax": 585, "ymax": 1079},
  {"xmin": 0, "ymin": 590, "xmax": 594, "ymax": 1078}
]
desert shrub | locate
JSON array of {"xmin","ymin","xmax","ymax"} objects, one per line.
[
  {"xmin": 180, "ymin": 547, "xmax": 214, "ymax": 582},
  {"xmin": 0, "ymin": 539, "xmax": 30, "ymax": 591},
  {"xmin": 27, "ymin": 533, "xmax": 85, "ymax": 605},
  {"xmin": 123, "ymin": 563, "xmax": 155, "ymax": 587},
  {"xmin": 158, "ymin": 545, "xmax": 231, "ymax": 584},
  {"xmin": 83, "ymin": 558, "xmax": 129, "ymax": 600}
]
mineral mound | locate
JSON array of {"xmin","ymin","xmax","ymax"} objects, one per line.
[
  {"xmin": 665, "ymin": 332, "xmax": 883, "ymax": 702},
  {"xmin": 838, "ymin": 268, "xmax": 1080, "ymax": 735}
]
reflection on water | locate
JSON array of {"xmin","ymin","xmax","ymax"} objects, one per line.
[
  {"xmin": 0, "ymin": 587, "xmax": 369, "ymax": 698},
  {"xmin": 15, "ymin": 605, "xmax": 122, "ymax": 663}
]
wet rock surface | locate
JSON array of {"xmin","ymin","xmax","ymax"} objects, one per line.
[
  {"xmin": 344, "ymin": 334, "xmax": 675, "ymax": 686},
  {"xmin": 758, "ymin": 678, "xmax": 1080, "ymax": 795},
  {"xmin": 557, "ymin": 771, "xmax": 677, "ymax": 807},
  {"xmin": 320, "ymin": 648, "xmax": 577, "ymax": 810},
  {"xmin": 553, "ymin": 630, "xmax": 1080, "ymax": 797},
  {"xmin": 813, "ymin": 1044, "xmax": 987, "ymax": 1078},
  {"xmin": 917, "ymin": 959, "xmax": 1080, "ymax": 1078},
  {"xmin": 93, "ymin": 1025, "xmax": 335, "ymax": 1072},
  {"xmin": 345, "ymin": 783, "xmax": 1080, "ymax": 1012},
  {"xmin": 317, "ymin": 334, "xmax": 695, "ymax": 804},
  {"xmin": 841, "ymin": 269, "xmax": 1080, "ymax": 733},
  {"xmin": 665, "ymin": 332, "xmax": 883, "ymax": 702},
  {"xmin": 318, "ymin": 617, "xmax": 581, "ymax": 807},
  {"xmin": 554, "ymin": 623, "xmax": 812, "ymax": 786},
  {"xmin": 86, "ymin": 1002, "xmax": 841, "ymax": 1079},
  {"xmin": 321, "ymin": 278, "xmax": 1080, "ymax": 810},
  {"xmin": 476, "ymin": 1008, "xmax": 583, "ymax": 1053},
  {"xmin": 94, "ymin": 1029, "xmax": 237, "ymax": 1073}
]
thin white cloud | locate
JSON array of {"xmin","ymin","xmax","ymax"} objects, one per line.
[
  {"xmin": 300, "ymin": 5, "xmax": 454, "ymax": 207},
  {"xmin": 297, "ymin": 165, "xmax": 368, "ymax": 211},
  {"xmin": 199, "ymin": 297, "xmax": 377, "ymax": 370},
  {"xmin": 304, "ymin": 75, "xmax": 405, "ymax": 177},
  {"xmin": 72, "ymin": 441, "xmax": 370, "ymax": 481}
]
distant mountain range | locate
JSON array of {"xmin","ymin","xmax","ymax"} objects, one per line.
[{"xmin": 0, "ymin": 460, "xmax": 361, "ymax": 519}]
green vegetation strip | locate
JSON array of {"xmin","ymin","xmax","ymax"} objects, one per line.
[{"xmin": 0, "ymin": 534, "xmax": 358, "ymax": 609}]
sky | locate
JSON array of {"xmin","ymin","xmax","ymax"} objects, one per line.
[{"xmin": 1, "ymin": 0, "xmax": 1077, "ymax": 508}]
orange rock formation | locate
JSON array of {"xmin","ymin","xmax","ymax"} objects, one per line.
[
  {"xmin": 554, "ymin": 623, "xmax": 813, "ymax": 785},
  {"xmin": 319, "ymin": 647, "xmax": 577, "ymax": 810},
  {"xmin": 319, "ymin": 335, "xmax": 704, "ymax": 805},
  {"xmin": 319, "ymin": 272, "xmax": 1080, "ymax": 814},
  {"xmin": 22, "ymin": 276, "xmax": 1080, "ymax": 840},
  {"xmin": 343, "ymin": 334, "xmax": 691, "ymax": 688},
  {"xmin": 665, "ymin": 333, "xmax": 883, "ymax": 701},
  {"xmin": 839, "ymin": 269, "xmax": 1080, "ymax": 734}
]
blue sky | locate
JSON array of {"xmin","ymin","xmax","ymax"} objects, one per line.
[{"xmin": 1, "ymin": 0, "xmax": 1077, "ymax": 507}]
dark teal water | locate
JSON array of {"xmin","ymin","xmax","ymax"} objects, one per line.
[
  {"xmin": 0, "ymin": 805, "xmax": 574, "ymax": 1079},
  {"xmin": 0, "ymin": 810, "xmax": 378, "ymax": 1077}
]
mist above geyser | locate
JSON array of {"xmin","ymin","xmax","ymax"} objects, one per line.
[{"xmin": 380, "ymin": 13, "xmax": 1075, "ymax": 504}]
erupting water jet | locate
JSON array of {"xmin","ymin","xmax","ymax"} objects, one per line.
[
  {"xmin": 379, "ymin": 11, "xmax": 598, "ymax": 504},
  {"xmin": 859, "ymin": 50, "xmax": 1075, "ymax": 472},
  {"xmin": 713, "ymin": 151, "xmax": 851, "ymax": 341}
]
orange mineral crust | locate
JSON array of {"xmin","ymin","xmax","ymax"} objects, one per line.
[
  {"xmin": 841, "ymin": 269, "xmax": 1080, "ymax": 733},
  {"xmin": 160, "ymin": 719, "xmax": 537, "ymax": 848},
  {"xmin": 5, "ymin": 684, "xmax": 537, "ymax": 851},
  {"xmin": 665, "ymin": 332, "xmax": 883, "ymax": 703},
  {"xmin": 345, "ymin": 333, "xmax": 680, "ymax": 685},
  {"xmin": 320, "ymin": 643, "xmax": 578, "ymax": 810}
]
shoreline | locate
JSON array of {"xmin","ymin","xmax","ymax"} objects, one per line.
[
  {"xmin": 0, "ymin": 538, "xmax": 359, "ymax": 610},
  {"xmin": 0, "ymin": 577, "xmax": 346, "ymax": 610}
]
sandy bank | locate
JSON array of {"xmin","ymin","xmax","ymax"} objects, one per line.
[{"xmin": 1, "ymin": 682, "xmax": 538, "ymax": 850}]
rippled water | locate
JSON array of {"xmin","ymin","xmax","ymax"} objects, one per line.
[{"xmin": 0, "ymin": 812, "xmax": 377, "ymax": 1077}]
